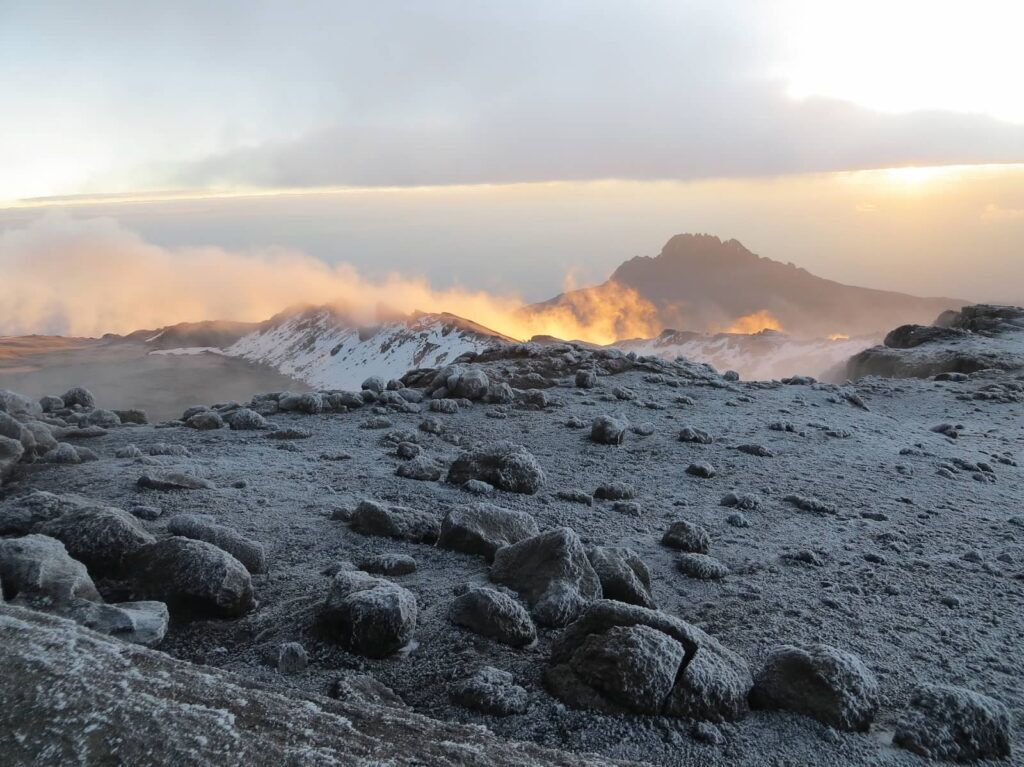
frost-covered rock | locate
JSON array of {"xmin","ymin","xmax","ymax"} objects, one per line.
[
  {"xmin": 130, "ymin": 537, "xmax": 255, "ymax": 619},
  {"xmin": 586, "ymin": 546, "xmax": 655, "ymax": 609},
  {"xmin": 447, "ymin": 368, "xmax": 490, "ymax": 401},
  {"xmin": 61, "ymin": 386, "xmax": 96, "ymax": 409},
  {"xmin": 185, "ymin": 411, "xmax": 225, "ymax": 430},
  {"xmin": 40, "ymin": 507, "xmax": 155, "ymax": 577},
  {"xmin": 395, "ymin": 455, "xmax": 443, "ymax": 481},
  {"xmin": 676, "ymin": 553, "xmax": 729, "ymax": 580},
  {"xmin": 0, "ymin": 435, "xmax": 25, "ymax": 482},
  {"xmin": 350, "ymin": 500, "xmax": 440, "ymax": 544},
  {"xmin": 450, "ymin": 666, "xmax": 529, "ymax": 716},
  {"xmin": 137, "ymin": 471, "xmax": 215, "ymax": 491},
  {"xmin": 590, "ymin": 416, "xmax": 627, "ymax": 445},
  {"xmin": 449, "ymin": 586, "xmax": 536, "ymax": 647},
  {"xmin": 0, "ymin": 534, "xmax": 100, "ymax": 602},
  {"xmin": 750, "ymin": 644, "xmax": 880, "ymax": 731},
  {"xmin": 167, "ymin": 514, "xmax": 267, "ymax": 574},
  {"xmin": 319, "ymin": 570, "xmax": 417, "ymax": 658},
  {"xmin": 490, "ymin": 527, "xmax": 601, "ymax": 627},
  {"xmin": 438, "ymin": 503, "xmax": 540, "ymax": 562},
  {"xmin": 227, "ymin": 408, "xmax": 269, "ymax": 430},
  {"xmin": 661, "ymin": 520, "xmax": 711, "ymax": 554},
  {"xmin": 358, "ymin": 553, "xmax": 416, "ymax": 576},
  {"xmin": 0, "ymin": 389, "xmax": 42, "ymax": 416},
  {"xmin": 894, "ymin": 684, "xmax": 1012, "ymax": 762},
  {"xmin": 447, "ymin": 441, "xmax": 545, "ymax": 495},
  {"xmin": 86, "ymin": 408, "xmax": 121, "ymax": 428},
  {"xmin": 546, "ymin": 600, "xmax": 752, "ymax": 722}
]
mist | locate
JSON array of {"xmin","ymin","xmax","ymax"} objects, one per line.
[{"xmin": 0, "ymin": 213, "xmax": 662, "ymax": 345}]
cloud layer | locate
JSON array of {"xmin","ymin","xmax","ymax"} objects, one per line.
[
  {"xmin": 0, "ymin": 214, "xmax": 659, "ymax": 344},
  {"xmin": 3, "ymin": 2, "xmax": 1022, "ymax": 199}
]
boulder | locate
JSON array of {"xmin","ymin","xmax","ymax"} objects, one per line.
[
  {"xmin": 894, "ymin": 684, "xmax": 1012, "ymax": 762},
  {"xmin": 0, "ymin": 491, "xmax": 98, "ymax": 534},
  {"xmin": 319, "ymin": 570, "xmax": 417, "ymax": 658},
  {"xmin": 277, "ymin": 642, "xmax": 308, "ymax": 674},
  {"xmin": 447, "ymin": 368, "xmax": 490, "ymax": 401},
  {"xmin": 590, "ymin": 416, "xmax": 627, "ymax": 445},
  {"xmin": 490, "ymin": 528, "xmax": 602, "ymax": 627},
  {"xmin": 593, "ymin": 482, "xmax": 636, "ymax": 501},
  {"xmin": 85, "ymin": 409, "xmax": 121, "ymax": 428},
  {"xmin": 661, "ymin": 520, "xmax": 711, "ymax": 554},
  {"xmin": 61, "ymin": 386, "xmax": 96, "ymax": 409},
  {"xmin": 586, "ymin": 546, "xmax": 655, "ymax": 608},
  {"xmin": 449, "ymin": 587, "xmax": 537, "ymax": 647},
  {"xmin": 0, "ymin": 534, "xmax": 100, "ymax": 602},
  {"xmin": 38, "ymin": 395, "xmax": 64, "ymax": 413},
  {"xmin": 679, "ymin": 426, "xmax": 715, "ymax": 444},
  {"xmin": 185, "ymin": 411, "xmax": 225, "ymax": 430},
  {"xmin": 42, "ymin": 442, "xmax": 83, "ymax": 464},
  {"xmin": 750, "ymin": 644, "xmax": 880, "ymax": 731},
  {"xmin": 565, "ymin": 625, "xmax": 685, "ymax": 714},
  {"xmin": 113, "ymin": 409, "xmax": 148, "ymax": 425},
  {"xmin": 361, "ymin": 376, "xmax": 386, "ymax": 393},
  {"xmin": 166, "ymin": 514, "xmax": 267, "ymax": 574},
  {"xmin": 0, "ymin": 389, "xmax": 42, "ymax": 416},
  {"xmin": 349, "ymin": 500, "xmax": 440, "ymax": 544},
  {"xmin": 438, "ymin": 503, "xmax": 540, "ymax": 562},
  {"xmin": 395, "ymin": 455, "xmax": 443, "ymax": 481},
  {"xmin": 676, "ymin": 553, "xmax": 729, "ymax": 580},
  {"xmin": 130, "ymin": 537, "xmax": 255, "ymax": 619},
  {"xmin": 546, "ymin": 600, "xmax": 752, "ymax": 722},
  {"xmin": 575, "ymin": 369, "xmax": 598, "ymax": 388},
  {"xmin": 446, "ymin": 441, "xmax": 545, "ymax": 495},
  {"xmin": 227, "ymin": 408, "xmax": 269, "ymax": 430},
  {"xmin": 450, "ymin": 666, "xmax": 529, "ymax": 717},
  {"xmin": 40, "ymin": 507, "xmax": 155, "ymax": 577}
]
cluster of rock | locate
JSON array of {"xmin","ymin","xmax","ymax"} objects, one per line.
[
  {"xmin": 0, "ymin": 488, "xmax": 261, "ymax": 642},
  {"xmin": 847, "ymin": 304, "xmax": 1024, "ymax": 379}
]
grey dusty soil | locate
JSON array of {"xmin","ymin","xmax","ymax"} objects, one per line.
[{"xmin": 4, "ymin": 353, "xmax": 1021, "ymax": 765}]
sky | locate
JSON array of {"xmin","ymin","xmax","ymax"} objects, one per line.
[{"xmin": 1, "ymin": 0, "xmax": 1022, "ymax": 334}]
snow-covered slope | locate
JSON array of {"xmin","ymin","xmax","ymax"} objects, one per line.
[
  {"xmin": 618, "ymin": 328, "xmax": 874, "ymax": 381},
  {"xmin": 223, "ymin": 307, "xmax": 513, "ymax": 390}
]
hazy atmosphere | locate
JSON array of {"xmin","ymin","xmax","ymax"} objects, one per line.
[{"xmin": 2, "ymin": 3, "xmax": 1023, "ymax": 767}]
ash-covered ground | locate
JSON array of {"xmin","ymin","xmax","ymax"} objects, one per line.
[{"xmin": 1, "ymin": 305, "xmax": 1022, "ymax": 766}]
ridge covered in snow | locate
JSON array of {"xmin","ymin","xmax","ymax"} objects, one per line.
[{"xmin": 223, "ymin": 306, "xmax": 514, "ymax": 389}]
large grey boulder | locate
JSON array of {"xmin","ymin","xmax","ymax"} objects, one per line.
[
  {"xmin": 894, "ymin": 684, "xmax": 1012, "ymax": 762},
  {"xmin": 546, "ymin": 600, "xmax": 752, "ymax": 722},
  {"xmin": 564, "ymin": 624, "xmax": 685, "ymax": 714},
  {"xmin": 85, "ymin": 408, "xmax": 121, "ymax": 428},
  {"xmin": 349, "ymin": 500, "xmax": 440, "ymax": 544},
  {"xmin": 0, "ymin": 534, "xmax": 101, "ymax": 602},
  {"xmin": 40, "ymin": 507, "xmax": 155, "ymax": 577},
  {"xmin": 446, "ymin": 441, "xmax": 545, "ymax": 495},
  {"xmin": 130, "ymin": 537, "xmax": 255, "ymax": 619},
  {"xmin": 167, "ymin": 514, "xmax": 267, "ymax": 574},
  {"xmin": 586, "ymin": 546, "xmax": 655, "ymax": 609},
  {"xmin": 449, "ymin": 587, "xmax": 536, "ymax": 647},
  {"xmin": 320, "ymin": 570, "xmax": 417, "ymax": 658},
  {"xmin": 750, "ymin": 644, "xmax": 880, "ymax": 731},
  {"xmin": 490, "ymin": 528, "xmax": 602, "ymax": 627},
  {"xmin": 438, "ymin": 503, "xmax": 540, "ymax": 562}
]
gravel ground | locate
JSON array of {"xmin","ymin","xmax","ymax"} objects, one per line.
[{"xmin": 6, "ymin": 351, "xmax": 1021, "ymax": 766}]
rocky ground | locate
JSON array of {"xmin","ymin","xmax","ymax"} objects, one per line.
[{"xmin": 1, "ymin": 305, "xmax": 1022, "ymax": 766}]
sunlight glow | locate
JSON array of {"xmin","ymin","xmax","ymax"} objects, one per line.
[{"xmin": 778, "ymin": 1, "xmax": 1024, "ymax": 123}]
